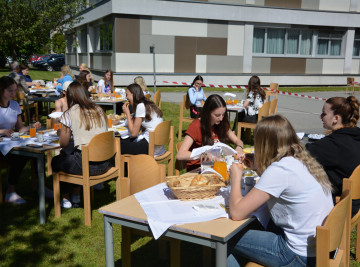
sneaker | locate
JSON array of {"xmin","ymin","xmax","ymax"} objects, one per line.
[
  {"xmin": 93, "ymin": 182, "xmax": 104, "ymax": 190},
  {"xmin": 45, "ymin": 187, "xmax": 54, "ymax": 199},
  {"xmin": 60, "ymin": 198, "xmax": 72, "ymax": 209},
  {"xmin": 71, "ymin": 193, "xmax": 80, "ymax": 204},
  {"xmin": 5, "ymin": 192, "xmax": 26, "ymax": 205}
]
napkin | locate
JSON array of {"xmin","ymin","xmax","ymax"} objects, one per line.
[
  {"xmin": 296, "ymin": 132, "xmax": 305, "ymax": 140},
  {"xmin": 190, "ymin": 142, "xmax": 237, "ymax": 159},
  {"xmin": 224, "ymin": 92, "xmax": 236, "ymax": 98},
  {"xmin": 48, "ymin": 112, "xmax": 63, "ymax": 119}
]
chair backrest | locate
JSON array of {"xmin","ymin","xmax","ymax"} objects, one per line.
[
  {"xmin": 257, "ymin": 101, "xmax": 270, "ymax": 122},
  {"xmin": 120, "ymin": 154, "xmax": 166, "ymax": 198},
  {"xmin": 148, "ymin": 120, "xmax": 173, "ymax": 157},
  {"xmin": 316, "ymin": 184, "xmax": 351, "ymax": 266},
  {"xmin": 153, "ymin": 90, "xmax": 161, "ymax": 109},
  {"xmin": 83, "ymin": 131, "xmax": 117, "ymax": 162},
  {"xmin": 184, "ymin": 94, "xmax": 191, "ymax": 109},
  {"xmin": 175, "ymin": 141, "xmax": 186, "ymax": 175},
  {"xmin": 269, "ymin": 83, "xmax": 279, "ymax": 91},
  {"xmin": 268, "ymin": 98, "xmax": 278, "ymax": 116},
  {"xmin": 348, "ymin": 165, "xmax": 360, "ymax": 200},
  {"xmin": 347, "ymin": 77, "xmax": 355, "ymax": 85}
]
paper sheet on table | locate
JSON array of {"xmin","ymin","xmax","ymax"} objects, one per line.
[
  {"xmin": 190, "ymin": 142, "xmax": 237, "ymax": 159},
  {"xmin": 0, "ymin": 135, "xmax": 59, "ymax": 155},
  {"xmin": 224, "ymin": 92, "xmax": 237, "ymax": 98},
  {"xmin": 48, "ymin": 112, "xmax": 63, "ymax": 119},
  {"xmin": 296, "ymin": 132, "xmax": 305, "ymax": 140}
]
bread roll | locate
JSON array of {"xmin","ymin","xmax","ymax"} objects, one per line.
[{"xmin": 190, "ymin": 174, "xmax": 209, "ymax": 186}]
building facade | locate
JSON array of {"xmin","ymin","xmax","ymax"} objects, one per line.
[{"xmin": 65, "ymin": 0, "xmax": 360, "ymax": 86}]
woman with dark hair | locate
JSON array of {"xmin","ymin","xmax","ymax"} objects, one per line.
[
  {"xmin": 177, "ymin": 94, "xmax": 243, "ymax": 171},
  {"xmin": 238, "ymin": 75, "xmax": 266, "ymax": 123},
  {"xmin": 121, "ymin": 83, "xmax": 163, "ymax": 155},
  {"xmin": 306, "ymin": 96, "xmax": 360, "ymax": 216},
  {"xmin": 77, "ymin": 70, "xmax": 93, "ymax": 96},
  {"xmin": 51, "ymin": 81, "xmax": 112, "ymax": 208},
  {"xmin": 0, "ymin": 76, "xmax": 41, "ymax": 204},
  {"xmin": 227, "ymin": 115, "xmax": 333, "ymax": 266},
  {"xmin": 19, "ymin": 64, "xmax": 39, "ymax": 87},
  {"xmin": 97, "ymin": 69, "xmax": 113, "ymax": 94},
  {"xmin": 188, "ymin": 75, "xmax": 206, "ymax": 118}
]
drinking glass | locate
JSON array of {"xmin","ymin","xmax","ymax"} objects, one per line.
[
  {"xmin": 30, "ymin": 124, "xmax": 36, "ymax": 138},
  {"xmin": 108, "ymin": 118, "xmax": 113, "ymax": 128},
  {"xmin": 214, "ymin": 160, "xmax": 228, "ymax": 182}
]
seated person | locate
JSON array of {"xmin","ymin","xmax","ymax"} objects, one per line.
[
  {"xmin": 55, "ymin": 65, "xmax": 74, "ymax": 94},
  {"xmin": 238, "ymin": 75, "xmax": 266, "ymax": 123},
  {"xmin": 188, "ymin": 75, "xmax": 206, "ymax": 118},
  {"xmin": 134, "ymin": 76, "xmax": 150, "ymax": 96},
  {"xmin": 306, "ymin": 96, "xmax": 360, "ymax": 216},
  {"xmin": 176, "ymin": 94, "xmax": 244, "ymax": 171},
  {"xmin": 76, "ymin": 70, "xmax": 93, "ymax": 97},
  {"xmin": 227, "ymin": 115, "xmax": 333, "ymax": 267},
  {"xmin": 0, "ymin": 76, "xmax": 41, "ymax": 204},
  {"xmin": 51, "ymin": 81, "xmax": 113, "ymax": 208},
  {"xmin": 97, "ymin": 69, "xmax": 113, "ymax": 94},
  {"xmin": 54, "ymin": 81, "xmax": 71, "ymax": 112},
  {"xmin": 19, "ymin": 64, "xmax": 40, "ymax": 87},
  {"xmin": 121, "ymin": 83, "xmax": 164, "ymax": 155}
]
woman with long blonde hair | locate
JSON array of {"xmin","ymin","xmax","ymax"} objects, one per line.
[
  {"xmin": 55, "ymin": 65, "xmax": 75, "ymax": 93},
  {"xmin": 227, "ymin": 115, "xmax": 333, "ymax": 267}
]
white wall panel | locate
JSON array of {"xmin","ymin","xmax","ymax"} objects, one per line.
[
  {"xmin": 227, "ymin": 23, "xmax": 244, "ymax": 56},
  {"xmin": 351, "ymin": 59, "xmax": 360, "ymax": 74},
  {"xmin": 322, "ymin": 59, "xmax": 345, "ymax": 74},
  {"xmin": 152, "ymin": 17, "xmax": 207, "ymax": 37},
  {"xmin": 196, "ymin": 55, "xmax": 207, "ymax": 73},
  {"xmin": 115, "ymin": 53, "xmax": 174, "ymax": 73},
  {"xmin": 319, "ymin": 0, "xmax": 350, "ymax": 11}
]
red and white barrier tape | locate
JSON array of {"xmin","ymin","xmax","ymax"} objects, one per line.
[{"xmin": 159, "ymin": 81, "xmax": 327, "ymax": 101}]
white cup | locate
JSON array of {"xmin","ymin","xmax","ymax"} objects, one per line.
[{"xmin": 11, "ymin": 132, "xmax": 20, "ymax": 139}]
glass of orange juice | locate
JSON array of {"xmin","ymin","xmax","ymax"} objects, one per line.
[
  {"xmin": 108, "ymin": 118, "xmax": 113, "ymax": 127},
  {"xmin": 213, "ymin": 160, "xmax": 228, "ymax": 182},
  {"xmin": 29, "ymin": 124, "xmax": 36, "ymax": 138}
]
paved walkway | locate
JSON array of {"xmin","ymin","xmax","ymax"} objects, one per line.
[{"xmin": 160, "ymin": 90, "xmax": 359, "ymax": 134}]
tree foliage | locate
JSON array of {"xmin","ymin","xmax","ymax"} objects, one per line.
[
  {"xmin": 51, "ymin": 33, "xmax": 66, "ymax": 54},
  {"xmin": 0, "ymin": 0, "xmax": 87, "ymax": 62}
]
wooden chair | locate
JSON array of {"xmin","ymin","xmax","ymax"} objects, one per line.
[
  {"xmin": 343, "ymin": 165, "xmax": 360, "ymax": 262},
  {"xmin": 236, "ymin": 101, "xmax": 270, "ymax": 140},
  {"xmin": 149, "ymin": 120, "xmax": 174, "ymax": 176},
  {"xmin": 178, "ymin": 94, "xmax": 195, "ymax": 140},
  {"xmin": 120, "ymin": 154, "xmax": 180, "ymax": 267},
  {"xmin": 346, "ymin": 77, "xmax": 360, "ymax": 95},
  {"xmin": 265, "ymin": 83, "xmax": 279, "ymax": 102},
  {"xmin": 14, "ymin": 91, "xmax": 38, "ymax": 124},
  {"xmin": 53, "ymin": 131, "xmax": 121, "ymax": 226},
  {"xmin": 153, "ymin": 90, "xmax": 161, "ymax": 109},
  {"xmin": 175, "ymin": 141, "xmax": 186, "ymax": 176},
  {"xmin": 268, "ymin": 98, "xmax": 278, "ymax": 116},
  {"xmin": 245, "ymin": 182, "xmax": 352, "ymax": 267}
]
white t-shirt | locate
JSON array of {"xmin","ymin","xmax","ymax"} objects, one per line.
[
  {"xmin": 255, "ymin": 156, "xmax": 333, "ymax": 257},
  {"xmin": 97, "ymin": 79, "xmax": 111, "ymax": 93},
  {"xmin": 134, "ymin": 103, "xmax": 165, "ymax": 156},
  {"xmin": 246, "ymin": 91, "xmax": 264, "ymax": 116},
  {"xmin": 0, "ymin": 100, "xmax": 21, "ymax": 131}
]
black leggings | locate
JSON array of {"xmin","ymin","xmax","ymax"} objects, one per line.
[
  {"xmin": 120, "ymin": 138, "xmax": 149, "ymax": 155},
  {"xmin": 0, "ymin": 154, "xmax": 29, "ymax": 186}
]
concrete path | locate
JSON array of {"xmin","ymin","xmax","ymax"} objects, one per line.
[{"xmin": 160, "ymin": 90, "xmax": 359, "ymax": 134}]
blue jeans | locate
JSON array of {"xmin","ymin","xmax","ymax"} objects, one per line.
[{"xmin": 227, "ymin": 229, "xmax": 315, "ymax": 267}]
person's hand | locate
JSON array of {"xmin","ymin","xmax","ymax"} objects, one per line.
[
  {"xmin": 122, "ymin": 102, "xmax": 131, "ymax": 116},
  {"xmin": 54, "ymin": 78, "xmax": 59, "ymax": 82},
  {"xmin": 230, "ymin": 163, "xmax": 244, "ymax": 180},
  {"xmin": 235, "ymin": 146, "xmax": 244, "ymax": 160},
  {"xmin": 34, "ymin": 122, "xmax": 41, "ymax": 129},
  {"xmin": 0, "ymin": 129, "xmax": 14, "ymax": 137}
]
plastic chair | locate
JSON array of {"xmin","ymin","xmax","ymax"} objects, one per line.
[
  {"xmin": 265, "ymin": 83, "xmax": 279, "ymax": 102},
  {"xmin": 120, "ymin": 154, "xmax": 180, "ymax": 267},
  {"xmin": 245, "ymin": 182, "xmax": 352, "ymax": 267},
  {"xmin": 153, "ymin": 90, "xmax": 161, "ymax": 109},
  {"xmin": 148, "ymin": 120, "xmax": 174, "ymax": 176},
  {"xmin": 53, "ymin": 131, "xmax": 121, "ymax": 226},
  {"xmin": 268, "ymin": 98, "xmax": 278, "ymax": 116},
  {"xmin": 346, "ymin": 77, "xmax": 360, "ymax": 95},
  {"xmin": 236, "ymin": 101, "xmax": 270, "ymax": 140},
  {"xmin": 178, "ymin": 94, "xmax": 195, "ymax": 140}
]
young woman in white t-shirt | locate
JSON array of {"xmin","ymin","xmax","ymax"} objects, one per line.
[
  {"xmin": 121, "ymin": 83, "xmax": 163, "ymax": 155},
  {"xmin": 227, "ymin": 115, "xmax": 334, "ymax": 267},
  {"xmin": 0, "ymin": 76, "xmax": 41, "ymax": 204},
  {"xmin": 97, "ymin": 69, "xmax": 113, "ymax": 94}
]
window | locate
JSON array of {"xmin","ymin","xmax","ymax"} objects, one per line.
[
  {"xmin": 317, "ymin": 32, "xmax": 343, "ymax": 56},
  {"xmin": 99, "ymin": 24, "xmax": 113, "ymax": 51},
  {"xmin": 80, "ymin": 29, "xmax": 87, "ymax": 53},
  {"xmin": 253, "ymin": 28, "xmax": 343, "ymax": 57},
  {"xmin": 353, "ymin": 33, "xmax": 360, "ymax": 57},
  {"xmin": 66, "ymin": 34, "xmax": 76, "ymax": 53}
]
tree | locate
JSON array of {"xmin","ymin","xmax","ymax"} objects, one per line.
[
  {"xmin": 51, "ymin": 32, "xmax": 66, "ymax": 54},
  {"xmin": 0, "ymin": 0, "xmax": 87, "ymax": 63}
]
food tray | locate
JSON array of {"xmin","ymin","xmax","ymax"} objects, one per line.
[{"xmin": 165, "ymin": 173, "xmax": 225, "ymax": 200}]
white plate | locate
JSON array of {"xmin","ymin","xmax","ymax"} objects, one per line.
[{"xmin": 308, "ymin": 134, "xmax": 325, "ymax": 140}]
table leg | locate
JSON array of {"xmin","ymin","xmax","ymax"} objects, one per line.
[
  {"xmin": 215, "ymin": 241, "xmax": 227, "ymax": 267},
  {"xmin": 26, "ymin": 95, "xmax": 31, "ymax": 123},
  {"xmin": 113, "ymin": 103, "xmax": 116, "ymax": 114},
  {"xmin": 47, "ymin": 101, "xmax": 51, "ymax": 115},
  {"xmin": 104, "ymin": 216, "xmax": 115, "ymax": 267},
  {"xmin": 36, "ymin": 153, "xmax": 46, "ymax": 224}
]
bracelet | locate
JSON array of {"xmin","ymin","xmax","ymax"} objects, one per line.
[{"xmin": 236, "ymin": 144, "xmax": 243, "ymax": 149}]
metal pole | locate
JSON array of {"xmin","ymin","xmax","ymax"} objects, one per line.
[{"xmin": 150, "ymin": 45, "xmax": 156, "ymax": 93}]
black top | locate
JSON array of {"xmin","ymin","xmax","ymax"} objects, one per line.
[{"xmin": 306, "ymin": 127, "xmax": 360, "ymax": 196}]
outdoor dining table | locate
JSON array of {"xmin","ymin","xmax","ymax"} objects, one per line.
[
  {"xmin": 99, "ymin": 184, "xmax": 255, "ymax": 267},
  {"xmin": 0, "ymin": 134, "xmax": 60, "ymax": 224},
  {"xmin": 27, "ymin": 88, "xmax": 59, "ymax": 120},
  {"xmin": 94, "ymin": 98, "xmax": 126, "ymax": 114}
]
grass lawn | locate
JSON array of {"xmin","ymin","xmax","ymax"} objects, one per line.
[{"xmin": 0, "ymin": 70, "xmax": 358, "ymax": 266}]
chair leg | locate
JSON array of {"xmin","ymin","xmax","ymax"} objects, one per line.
[
  {"xmin": 46, "ymin": 151, "xmax": 53, "ymax": 176},
  {"xmin": 178, "ymin": 120, "xmax": 183, "ymax": 140},
  {"xmin": 237, "ymin": 124, "xmax": 242, "ymax": 139},
  {"xmin": 356, "ymin": 223, "xmax": 360, "ymax": 262},
  {"xmin": 53, "ymin": 173, "xmax": 61, "ymax": 218},
  {"xmin": 170, "ymin": 239, "xmax": 181, "ymax": 267},
  {"xmin": 83, "ymin": 184, "xmax": 91, "ymax": 226},
  {"xmin": 168, "ymin": 158, "xmax": 174, "ymax": 176},
  {"xmin": 115, "ymin": 176, "xmax": 121, "ymax": 200},
  {"xmin": 121, "ymin": 227, "xmax": 131, "ymax": 267}
]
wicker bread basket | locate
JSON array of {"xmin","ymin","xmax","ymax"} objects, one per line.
[
  {"xmin": 165, "ymin": 173, "xmax": 225, "ymax": 200},
  {"xmin": 107, "ymin": 114, "xmax": 125, "ymax": 125}
]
